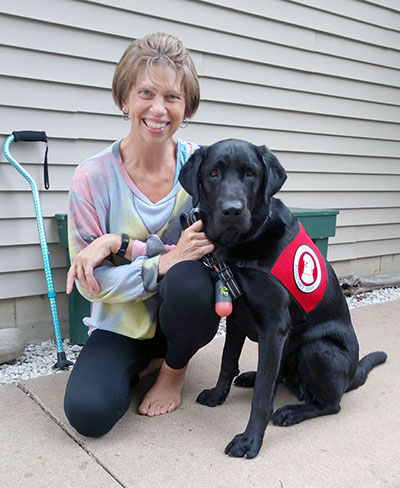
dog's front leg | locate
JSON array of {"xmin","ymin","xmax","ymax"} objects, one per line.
[
  {"xmin": 197, "ymin": 321, "xmax": 246, "ymax": 407},
  {"xmin": 225, "ymin": 328, "xmax": 287, "ymax": 458}
]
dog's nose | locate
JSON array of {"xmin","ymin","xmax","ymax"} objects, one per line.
[{"xmin": 221, "ymin": 201, "xmax": 243, "ymax": 218}]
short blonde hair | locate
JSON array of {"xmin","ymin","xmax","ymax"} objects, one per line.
[{"xmin": 112, "ymin": 32, "xmax": 200, "ymax": 119}]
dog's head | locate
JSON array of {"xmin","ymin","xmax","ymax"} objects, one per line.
[{"xmin": 179, "ymin": 138, "xmax": 287, "ymax": 245}]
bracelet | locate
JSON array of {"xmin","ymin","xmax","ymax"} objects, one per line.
[{"xmin": 116, "ymin": 233, "xmax": 129, "ymax": 257}]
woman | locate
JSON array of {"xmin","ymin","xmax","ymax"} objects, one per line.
[{"xmin": 64, "ymin": 33, "xmax": 220, "ymax": 437}]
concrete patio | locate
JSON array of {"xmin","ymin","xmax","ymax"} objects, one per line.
[{"xmin": 0, "ymin": 300, "xmax": 399, "ymax": 488}]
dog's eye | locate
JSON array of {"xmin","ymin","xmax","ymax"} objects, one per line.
[
  {"xmin": 246, "ymin": 170, "xmax": 255, "ymax": 177},
  {"xmin": 210, "ymin": 169, "xmax": 219, "ymax": 178}
]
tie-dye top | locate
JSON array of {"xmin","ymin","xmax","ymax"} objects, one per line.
[{"xmin": 68, "ymin": 138, "xmax": 196, "ymax": 340}]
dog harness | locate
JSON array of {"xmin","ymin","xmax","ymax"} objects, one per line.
[{"xmin": 270, "ymin": 223, "xmax": 327, "ymax": 313}]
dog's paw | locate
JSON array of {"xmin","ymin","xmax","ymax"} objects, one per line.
[
  {"xmin": 273, "ymin": 403, "xmax": 341, "ymax": 426},
  {"xmin": 272, "ymin": 404, "xmax": 315, "ymax": 426},
  {"xmin": 234, "ymin": 371, "xmax": 256, "ymax": 388},
  {"xmin": 196, "ymin": 387, "xmax": 228, "ymax": 407},
  {"xmin": 224, "ymin": 433, "xmax": 262, "ymax": 459},
  {"xmin": 272, "ymin": 406, "xmax": 298, "ymax": 426}
]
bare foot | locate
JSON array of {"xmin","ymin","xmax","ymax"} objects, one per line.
[{"xmin": 138, "ymin": 361, "xmax": 187, "ymax": 417}]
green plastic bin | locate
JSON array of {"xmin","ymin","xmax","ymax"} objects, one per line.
[
  {"xmin": 55, "ymin": 208, "xmax": 338, "ymax": 344},
  {"xmin": 55, "ymin": 214, "xmax": 90, "ymax": 345},
  {"xmin": 291, "ymin": 208, "xmax": 339, "ymax": 258}
]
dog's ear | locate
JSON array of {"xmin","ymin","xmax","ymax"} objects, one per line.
[
  {"xmin": 257, "ymin": 145, "xmax": 287, "ymax": 201},
  {"xmin": 179, "ymin": 146, "xmax": 208, "ymax": 207}
]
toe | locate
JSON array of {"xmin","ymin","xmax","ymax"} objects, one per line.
[
  {"xmin": 138, "ymin": 403, "xmax": 149, "ymax": 416},
  {"xmin": 146, "ymin": 402, "xmax": 158, "ymax": 417},
  {"xmin": 153, "ymin": 403, "xmax": 162, "ymax": 416}
]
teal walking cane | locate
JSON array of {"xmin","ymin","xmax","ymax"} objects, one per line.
[{"xmin": 3, "ymin": 131, "xmax": 73, "ymax": 369}]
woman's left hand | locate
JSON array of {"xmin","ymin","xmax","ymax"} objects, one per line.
[
  {"xmin": 158, "ymin": 220, "xmax": 215, "ymax": 276},
  {"xmin": 66, "ymin": 234, "xmax": 121, "ymax": 296}
]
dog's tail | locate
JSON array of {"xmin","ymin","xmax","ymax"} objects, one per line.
[{"xmin": 346, "ymin": 351, "xmax": 387, "ymax": 392}]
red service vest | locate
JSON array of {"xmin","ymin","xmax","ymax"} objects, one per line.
[{"xmin": 270, "ymin": 223, "xmax": 327, "ymax": 313}]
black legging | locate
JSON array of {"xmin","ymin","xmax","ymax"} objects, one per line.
[{"xmin": 64, "ymin": 261, "xmax": 219, "ymax": 437}]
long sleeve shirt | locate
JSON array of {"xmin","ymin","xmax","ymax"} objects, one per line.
[{"xmin": 68, "ymin": 138, "xmax": 196, "ymax": 339}]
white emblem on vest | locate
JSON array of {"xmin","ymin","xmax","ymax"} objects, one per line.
[{"xmin": 293, "ymin": 244, "xmax": 322, "ymax": 293}]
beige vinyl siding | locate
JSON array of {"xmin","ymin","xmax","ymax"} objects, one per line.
[{"xmin": 0, "ymin": 0, "xmax": 399, "ymax": 304}]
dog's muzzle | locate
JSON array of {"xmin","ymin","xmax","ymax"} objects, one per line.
[
  {"xmin": 221, "ymin": 199, "xmax": 244, "ymax": 219},
  {"xmin": 213, "ymin": 199, "xmax": 252, "ymax": 242}
]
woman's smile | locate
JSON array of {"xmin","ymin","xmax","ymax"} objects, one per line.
[{"xmin": 142, "ymin": 118, "xmax": 170, "ymax": 132}]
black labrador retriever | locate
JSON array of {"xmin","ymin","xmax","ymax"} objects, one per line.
[{"xmin": 179, "ymin": 138, "xmax": 387, "ymax": 459}]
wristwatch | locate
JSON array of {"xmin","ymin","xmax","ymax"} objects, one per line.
[{"xmin": 116, "ymin": 233, "xmax": 129, "ymax": 257}]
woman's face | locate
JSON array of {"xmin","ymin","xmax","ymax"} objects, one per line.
[{"xmin": 123, "ymin": 65, "xmax": 186, "ymax": 145}]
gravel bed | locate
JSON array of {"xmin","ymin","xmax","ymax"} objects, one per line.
[
  {"xmin": 1, "ymin": 287, "xmax": 399, "ymax": 386},
  {"xmin": 345, "ymin": 286, "xmax": 400, "ymax": 309}
]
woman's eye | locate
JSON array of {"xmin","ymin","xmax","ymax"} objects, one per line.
[
  {"xmin": 210, "ymin": 169, "xmax": 219, "ymax": 178},
  {"xmin": 140, "ymin": 90, "xmax": 151, "ymax": 97},
  {"xmin": 167, "ymin": 94, "xmax": 180, "ymax": 100}
]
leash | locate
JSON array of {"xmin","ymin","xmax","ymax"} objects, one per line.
[
  {"xmin": 200, "ymin": 254, "xmax": 243, "ymax": 300},
  {"xmin": 180, "ymin": 209, "xmax": 243, "ymax": 316}
]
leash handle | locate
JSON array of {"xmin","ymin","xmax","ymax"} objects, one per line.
[
  {"xmin": 180, "ymin": 207, "xmax": 201, "ymax": 229},
  {"xmin": 11, "ymin": 131, "xmax": 49, "ymax": 189}
]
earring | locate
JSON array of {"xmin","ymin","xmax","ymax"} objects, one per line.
[
  {"xmin": 180, "ymin": 118, "xmax": 189, "ymax": 129},
  {"xmin": 122, "ymin": 108, "xmax": 129, "ymax": 121}
]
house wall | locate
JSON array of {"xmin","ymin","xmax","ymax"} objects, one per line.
[{"xmin": 0, "ymin": 0, "xmax": 399, "ymax": 340}]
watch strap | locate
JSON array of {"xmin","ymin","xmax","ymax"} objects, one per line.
[{"xmin": 116, "ymin": 233, "xmax": 129, "ymax": 257}]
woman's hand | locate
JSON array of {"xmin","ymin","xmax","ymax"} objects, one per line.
[
  {"xmin": 66, "ymin": 234, "xmax": 121, "ymax": 296},
  {"xmin": 158, "ymin": 220, "xmax": 215, "ymax": 277}
]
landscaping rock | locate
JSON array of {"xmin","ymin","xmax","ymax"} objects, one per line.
[{"xmin": 0, "ymin": 328, "xmax": 27, "ymax": 365}]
